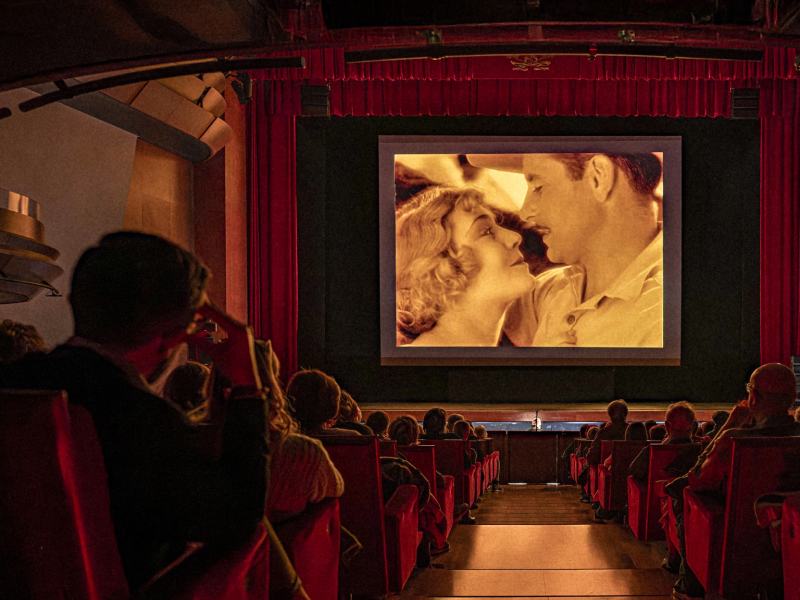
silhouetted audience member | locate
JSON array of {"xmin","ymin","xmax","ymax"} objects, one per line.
[
  {"xmin": 698, "ymin": 421, "xmax": 715, "ymax": 436},
  {"xmin": 669, "ymin": 364, "xmax": 800, "ymax": 599},
  {"xmin": 644, "ymin": 419, "xmax": 657, "ymax": 432},
  {"xmin": 0, "ymin": 319, "xmax": 46, "ymax": 364},
  {"xmin": 586, "ymin": 400, "xmax": 629, "ymax": 465},
  {"xmin": 163, "ymin": 360, "xmax": 210, "ymax": 417},
  {"xmin": 625, "ymin": 422, "xmax": 648, "ymax": 441},
  {"xmin": 366, "ymin": 410, "xmax": 390, "ymax": 438},
  {"xmin": 0, "ymin": 231, "xmax": 269, "ymax": 590},
  {"xmin": 287, "ymin": 369, "xmax": 359, "ymax": 437},
  {"xmin": 421, "ymin": 407, "xmax": 459, "ymax": 440},
  {"xmin": 795, "ymin": 406, "xmax": 800, "ymax": 422},
  {"xmin": 474, "ymin": 425, "xmax": 488, "ymax": 439},
  {"xmin": 630, "ymin": 402, "xmax": 697, "ymax": 482},
  {"xmin": 649, "ymin": 424, "xmax": 667, "ymax": 441},
  {"xmin": 335, "ymin": 390, "xmax": 373, "ymax": 435},
  {"xmin": 446, "ymin": 413, "xmax": 466, "ymax": 432},
  {"xmin": 256, "ymin": 341, "xmax": 344, "ymax": 524},
  {"xmin": 708, "ymin": 410, "xmax": 730, "ymax": 436},
  {"xmin": 384, "ymin": 416, "xmax": 449, "ymax": 561},
  {"xmin": 453, "ymin": 419, "xmax": 477, "ymax": 440}
]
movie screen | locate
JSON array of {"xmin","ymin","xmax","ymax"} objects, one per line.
[{"xmin": 379, "ymin": 137, "xmax": 682, "ymax": 365}]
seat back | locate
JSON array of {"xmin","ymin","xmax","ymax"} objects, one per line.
[
  {"xmin": 425, "ymin": 439, "xmax": 471, "ymax": 506},
  {"xmin": 321, "ymin": 436, "xmax": 389, "ymax": 597},
  {"xmin": 718, "ymin": 436, "xmax": 800, "ymax": 597},
  {"xmin": 645, "ymin": 443, "xmax": 701, "ymax": 540},
  {"xmin": 782, "ymin": 495, "xmax": 800, "ymax": 600},
  {"xmin": 274, "ymin": 498, "xmax": 340, "ymax": 600},
  {"xmin": 604, "ymin": 440, "xmax": 648, "ymax": 510},
  {"xmin": 379, "ymin": 439, "xmax": 398, "ymax": 457},
  {"xmin": 399, "ymin": 444, "xmax": 438, "ymax": 497},
  {"xmin": 0, "ymin": 389, "xmax": 129, "ymax": 600}
]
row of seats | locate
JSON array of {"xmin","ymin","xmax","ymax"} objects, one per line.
[
  {"xmin": 0, "ymin": 389, "xmax": 501, "ymax": 599},
  {"xmin": 569, "ymin": 436, "xmax": 800, "ymax": 599},
  {"xmin": 324, "ymin": 436, "xmax": 500, "ymax": 596}
]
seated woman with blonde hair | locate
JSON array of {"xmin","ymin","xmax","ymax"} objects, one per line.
[
  {"xmin": 254, "ymin": 342, "xmax": 344, "ymax": 523},
  {"xmin": 396, "ymin": 187, "xmax": 535, "ymax": 346}
]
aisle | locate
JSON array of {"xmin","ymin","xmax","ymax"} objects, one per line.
[{"xmin": 398, "ymin": 485, "xmax": 674, "ymax": 599}]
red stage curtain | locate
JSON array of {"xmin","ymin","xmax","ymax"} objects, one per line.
[
  {"xmin": 248, "ymin": 48, "xmax": 799, "ymax": 371},
  {"xmin": 760, "ymin": 80, "xmax": 800, "ymax": 364},
  {"xmin": 247, "ymin": 82, "xmax": 298, "ymax": 378}
]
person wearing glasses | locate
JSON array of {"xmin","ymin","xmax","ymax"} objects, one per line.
[
  {"xmin": 667, "ymin": 362, "xmax": 800, "ymax": 599},
  {"xmin": 467, "ymin": 152, "xmax": 663, "ymax": 348}
]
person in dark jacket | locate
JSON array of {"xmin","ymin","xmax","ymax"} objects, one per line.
[{"xmin": 0, "ymin": 232, "xmax": 272, "ymax": 591}]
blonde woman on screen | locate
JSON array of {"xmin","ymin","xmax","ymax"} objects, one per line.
[{"xmin": 396, "ymin": 187, "xmax": 535, "ymax": 346}]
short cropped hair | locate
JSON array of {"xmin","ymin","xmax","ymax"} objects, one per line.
[
  {"xmin": 0, "ymin": 320, "xmax": 46, "ymax": 364},
  {"xmin": 447, "ymin": 413, "xmax": 465, "ymax": 432},
  {"xmin": 649, "ymin": 424, "xmax": 667, "ymax": 441},
  {"xmin": 287, "ymin": 369, "xmax": 341, "ymax": 431},
  {"xmin": 70, "ymin": 231, "xmax": 209, "ymax": 347},
  {"xmin": 607, "ymin": 399, "xmax": 629, "ymax": 422},
  {"xmin": 423, "ymin": 408, "xmax": 447, "ymax": 434},
  {"xmin": 396, "ymin": 187, "xmax": 488, "ymax": 343},
  {"xmin": 453, "ymin": 420, "xmax": 473, "ymax": 439},
  {"xmin": 366, "ymin": 411, "xmax": 390, "ymax": 436},
  {"xmin": 474, "ymin": 425, "xmax": 488, "ymax": 439},
  {"xmin": 389, "ymin": 416, "xmax": 419, "ymax": 446},
  {"xmin": 163, "ymin": 361, "xmax": 210, "ymax": 412},
  {"xmin": 665, "ymin": 401, "xmax": 696, "ymax": 432},
  {"xmin": 587, "ymin": 426, "xmax": 600, "ymax": 440},
  {"xmin": 711, "ymin": 410, "xmax": 729, "ymax": 429},
  {"xmin": 554, "ymin": 153, "xmax": 662, "ymax": 197},
  {"xmin": 625, "ymin": 422, "xmax": 648, "ymax": 441}
]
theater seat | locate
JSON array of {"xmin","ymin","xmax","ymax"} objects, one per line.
[
  {"xmin": 0, "ymin": 389, "xmax": 271, "ymax": 600},
  {"xmin": 627, "ymin": 443, "xmax": 701, "ymax": 541},
  {"xmin": 274, "ymin": 498, "xmax": 341, "ymax": 600},
  {"xmin": 783, "ymin": 494, "xmax": 800, "ymax": 600},
  {"xmin": 400, "ymin": 444, "xmax": 455, "ymax": 539},
  {"xmin": 597, "ymin": 440, "xmax": 647, "ymax": 511},
  {"xmin": 0, "ymin": 389, "xmax": 129, "ymax": 600},
  {"xmin": 322, "ymin": 436, "xmax": 420, "ymax": 595},
  {"xmin": 379, "ymin": 439, "xmax": 398, "ymax": 457},
  {"xmin": 425, "ymin": 439, "xmax": 479, "ymax": 509},
  {"xmin": 683, "ymin": 437, "xmax": 800, "ymax": 598}
]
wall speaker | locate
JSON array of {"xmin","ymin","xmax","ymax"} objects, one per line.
[
  {"xmin": 730, "ymin": 88, "xmax": 759, "ymax": 119},
  {"xmin": 301, "ymin": 84, "xmax": 331, "ymax": 117}
]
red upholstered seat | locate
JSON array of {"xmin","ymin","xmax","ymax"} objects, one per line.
[
  {"xmin": 683, "ymin": 437, "xmax": 800, "ymax": 598},
  {"xmin": 380, "ymin": 438, "xmax": 398, "ymax": 457},
  {"xmin": 425, "ymin": 439, "xmax": 478, "ymax": 508},
  {"xmin": 0, "ymin": 389, "xmax": 270, "ymax": 600},
  {"xmin": 0, "ymin": 389, "xmax": 129, "ymax": 600},
  {"xmin": 589, "ymin": 464, "xmax": 599, "ymax": 501},
  {"xmin": 597, "ymin": 440, "xmax": 648, "ymax": 511},
  {"xmin": 400, "ymin": 444, "xmax": 455, "ymax": 539},
  {"xmin": 274, "ymin": 498, "xmax": 340, "ymax": 600},
  {"xmin": 783, "ymin": 494, "xmax": 800, "ymax": 600},
  {"xmin": 626, "ymin": 443, "xmax": 701, "ymax": 541},
  {"xmin": 322, "ymin": 436, "xmax": 419, "ymax": 595}
]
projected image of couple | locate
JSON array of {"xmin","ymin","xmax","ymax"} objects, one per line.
[{"xmin": 395, "ymin": 152, "xmax": 664, "ymax": 348}]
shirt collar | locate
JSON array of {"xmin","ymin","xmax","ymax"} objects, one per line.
[
  {"xmin": 65, "ymin": 336, "xmax": 152, "ymax": 393},
  {"xmin": 564, "ymin": 230, "xmax": 663, "ymax": 308}
]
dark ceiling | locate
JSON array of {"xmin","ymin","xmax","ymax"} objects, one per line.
[{"xmin": 0, "ymin": 0, "xmax": 798, "ymax": 91}]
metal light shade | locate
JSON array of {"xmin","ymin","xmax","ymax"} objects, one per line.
[{"xmin": 0, "ymin": 189, "xmax": 62, "ymax": 303}]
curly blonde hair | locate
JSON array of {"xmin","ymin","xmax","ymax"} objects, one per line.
[
  {"xmin": 254, "ymin": 339, "xmax": 298, "ymax": 449},
  {"xmin": 396, "ymin": 187, "xmax": 487, "ymax": 343}
]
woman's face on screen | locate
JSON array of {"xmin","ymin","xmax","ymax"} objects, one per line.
[{"xmin": 447, "ymin": 204, "xmax": 534, "ymax": 305}]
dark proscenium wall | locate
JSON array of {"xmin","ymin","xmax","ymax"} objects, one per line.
[{"xmin": 296, "ymin": 117, "xmax": 759, "ymax": 405}]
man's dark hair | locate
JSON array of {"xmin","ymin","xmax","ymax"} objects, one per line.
[
  {"xmin": 555, "ymin": 153, "xmax": 662, "ymax": 196},
  {"xmin": 70, "ymin": 232, "xmax": 209, "ymax": 347},
  {"xmin": 711, "ymin": 410, "xmax": 729, "ymax": 429},
  {"xmin": 286, "ymin": 369, "xmax": 341, "ymax": 431},
  {"xmin": 366, "ymin": 410, "xmax": 390, "ymax": 436},
  {"xmin": 607, "ymin": 399, "xmax": 629, "ymax": 422},
  {"xmin": 625, "ymin": 421, "xmax": 648, "ymax": 441},
  {"xmin": 446, "ymin": 413, "xmax": 465, "ymax": 432},
  {"xmin": 423, "ymin": 408, "xmax": 447, "ymax": 434}
]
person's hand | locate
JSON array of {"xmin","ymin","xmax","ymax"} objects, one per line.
[
  {"xmin": 722, "ymin": 400, "xmax": 752, "ymax": 431},
  {"xmin": 187, "ymin": 303, "xmax": 262, "ymax": 390}
]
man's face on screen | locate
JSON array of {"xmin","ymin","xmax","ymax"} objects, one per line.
[
  {"xmin": 519, "ymin": 154, "xmax": 599, "ymax": 265},
  {"xmin": 447, "ymin": 204, "xmax": 534, "ymax": 304}
]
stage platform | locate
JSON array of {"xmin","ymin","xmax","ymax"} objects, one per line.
[{"xmin": 360, "ymin": 402, "xmax": 733, "ymax": 424}]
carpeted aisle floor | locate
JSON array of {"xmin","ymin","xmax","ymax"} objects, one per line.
[{"xmin": 398, "ymin": 484, "xmax": 674, "ymax": 599}]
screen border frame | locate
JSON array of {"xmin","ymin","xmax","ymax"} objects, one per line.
[{"xmin": 379, "ymin": 135, "xmax": 682, "ymax": 366}]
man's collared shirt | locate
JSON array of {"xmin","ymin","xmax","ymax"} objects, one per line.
[{"xmin": 505, "ymin": 231, "xmax": 663, "ymax": 347}]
